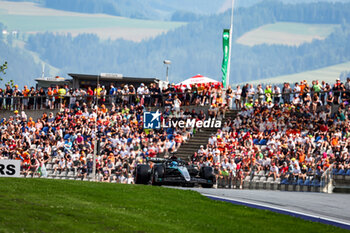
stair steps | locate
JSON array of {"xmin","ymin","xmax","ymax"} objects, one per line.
[{"xmin": 173, "ymin": 110, "xmax": 238, "ymax": 161}]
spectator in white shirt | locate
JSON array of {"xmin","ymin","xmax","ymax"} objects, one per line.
[
  {"xmin": 273, "ymin": 86, "xmax": 281, "ymax": 104},
  {"xmin": 248, "ymin": 84, "xmax": 255, "ymax": 102},
  {"xmin": 269, "ymin": 163, "xmax": 279, "ymax": 180}
]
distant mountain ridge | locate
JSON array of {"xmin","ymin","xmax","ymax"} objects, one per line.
[
  {"xmin": 4, "ymin": 0, "xmax": 226, "ymax": 20},
  {"xmin": 22, "ymin": 1, "xmax": 350, "ymax": 85},
  {"xmin": 6, "ymin": 0, "xmax": 350, "ymax": 21},
  {"xmin": 1, "ymin": 0, "xmax": 350, "ymax": 86}
]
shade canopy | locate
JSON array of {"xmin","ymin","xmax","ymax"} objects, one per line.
[{"xmin": 176, "ymin": 75, "xmax": 222, "ymax": 87}]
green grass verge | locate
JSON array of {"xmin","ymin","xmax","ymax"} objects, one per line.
[
  {"xmin": 0, "ymin": 178, "xmax": 347, "ymax": 233},
  {"xmin": 236, "ymin": 22, "xmax": 339, "ymax": 47},
  {"xmin": 237, "ymin": 61, "xmax": 350, "ymax": 85},
  {"xmin": 0, "ymin": 2, "xmax": 185, "ymax": 41},
  {"xmin": 261, "ymin": 22, "xmax": 339, "ymax": 37}
]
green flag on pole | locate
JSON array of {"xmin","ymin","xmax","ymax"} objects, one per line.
[{"xmin": 221, "ymin": 29, "xmax": 230, "ymax": 88}]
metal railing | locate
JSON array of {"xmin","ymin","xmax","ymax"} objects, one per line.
[
  {"xmin": 225, "ymin": 88, "xmax": 349, "ymax": 112},
  {"xmin": 0, "ymin": 88, "xmax": 348, "ymax": 111},
  {"xmin": 0, "ymin": 92, "xmax": 216, "ymax": 111}
]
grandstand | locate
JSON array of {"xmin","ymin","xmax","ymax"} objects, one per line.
[{"xmin": 0, "ymin": 78, "xmax": 350, "ymax": 194}]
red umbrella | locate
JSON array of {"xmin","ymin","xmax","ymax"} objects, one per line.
[{"xmin": 176, "ymin": 75, "xmax": 222, "ymax": 88}]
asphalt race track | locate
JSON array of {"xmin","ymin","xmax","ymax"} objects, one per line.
[{"xmin": 174, "ymin": 188, "xmax": 350, "ymax": 230}]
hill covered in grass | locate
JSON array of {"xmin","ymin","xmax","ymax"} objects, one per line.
[
  {"xmin": 6, "ymin": 0, "xmax": 350, "ymax": 20},
  {"xmin": 1, "ymin": 1, "xmax": 350, "ymax": 85},
  {"xmin": 236, "ymin": 22, "xmax": 340, "ymax": 47},
  {"xmin": 242, "ymin": 61, "xmax": 350, "ymax": 85},
  {"xmin": 23, "ymin": 1, "xmax": 350, "ymax": 84},
  {"xmin": 3, "ymin": 0, "xmax": 227, "ymax": 20},
  {"xmin": 0, "ymin": 178, "xmax": 347, "ymax": 233}
]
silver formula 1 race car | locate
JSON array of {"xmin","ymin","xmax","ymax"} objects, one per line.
[{"xmin": 135, "ymin": 157, "xmax": 215, "ymax": 188}]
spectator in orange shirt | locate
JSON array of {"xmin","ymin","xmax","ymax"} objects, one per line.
[
  {"xmin": 299, "ymin": 80, "xmax": 305, "ymax": 96},
  {"xmin": 47, "ymin": 87, "xmax": 54, "ymax": 109},
  {"xmin": 27, "ymin": 117, "xmax": 35, "ymax": 127},
  {"xmin": 22, "ymin": 85, "xmax": 30, "ymax": 109},
  {"xmin": 331, "ymin": 136, "xmax": 339, "ymax": 147}
]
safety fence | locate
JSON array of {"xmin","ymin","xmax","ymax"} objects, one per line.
[
  {"xmin": 0, "ymin": 92, "xmax": 215, "ymax": 111},
  {"xmin": 0, "ymin": 89, "xmax": 347, "ymax": 111}
]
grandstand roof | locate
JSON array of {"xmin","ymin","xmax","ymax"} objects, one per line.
[
  {"xmin": 68, "ymin": 73, "xmax": 159, "ymax": 89},
  {"xmin": 68, "ymin": 73, "xmax": 158, "ymax": 83}
]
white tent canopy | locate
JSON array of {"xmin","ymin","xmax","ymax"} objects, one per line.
[{"xmin": 176, "ymin": 75, "xmax": 221, "ymax": 87}]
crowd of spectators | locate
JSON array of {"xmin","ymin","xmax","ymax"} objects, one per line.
[
  {"xmin": 1, "ymin": 77, "xmax": 350, "ymax": 111},
  {"xmin": 193, "ymin": 78, "xmax": 350, "ymax": 188},
  {"xmin": 1, "ymin": 78, "xmax": 350, "ymax": 188},
  {"xmin": 0, "ymin": 81, "xmax": 226, "ymax": 183},
  {"xmin": 0, "ymin": 82, "xmax": 224, "ymax": 110},
  {"xmin": 225, "ymin": 78, "xmax": 350, "ymax": 110}
]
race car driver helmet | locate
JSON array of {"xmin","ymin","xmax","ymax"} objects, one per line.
[{"xmin": 171, "ymin": 161, "xmax": 178, "ymax": 168}]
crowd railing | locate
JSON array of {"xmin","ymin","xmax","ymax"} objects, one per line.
[
  {"xmin": 226, "ymin": 88, "xmax": 349, "ymax": 110},
  {"xmin": 0, "ymin": 88, "xmax": 348, "ymax": 111},
  {"xmin": 0, "ymin": 92, "xmax": 215, "ymax": 111}
]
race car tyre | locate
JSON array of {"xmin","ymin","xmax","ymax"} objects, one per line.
[
  {"xmin": 201, "ymin": 183, "xmax": 214, "ymax": 188},
  {"xmin": 200, "ymin": 166, "xmax": 215, "ymax": 188},
  {"xmin": 135, "ymin": 164, "xmax": 150, "ymax": 185},
  {"xmin": 152, "ymin": 165, "xmax": 165, "ymax": 186}
]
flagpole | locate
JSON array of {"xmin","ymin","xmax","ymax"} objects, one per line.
[{"xmin": 226, "ymin": 0, "xmax": 235, "ymax": 88}]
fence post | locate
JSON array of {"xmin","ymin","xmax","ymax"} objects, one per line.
[{"xmin": 93, "ymin": 139, "xmax": 97, "ymax": 182}]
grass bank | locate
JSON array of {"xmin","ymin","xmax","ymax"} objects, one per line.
[{"xmin": 0, "ymin": 178, "xmax": 346, "ymax": 233}]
